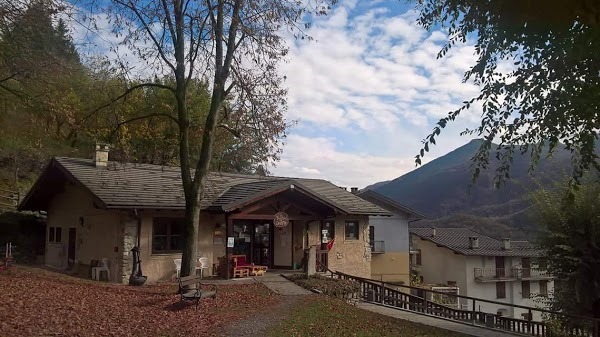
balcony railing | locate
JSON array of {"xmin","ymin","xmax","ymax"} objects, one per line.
[
  {"xmin": 518, "ymin": 268, "xmax": 551, "ymax": 280},
  {"xmin": 370, "ymin": 240, "xmax": 385, "ymax": 254},
  {"xmin": 474, "ymin": 268, "xmax": 552, "ymax": 282}
]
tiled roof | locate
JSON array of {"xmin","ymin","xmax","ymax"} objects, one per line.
[
  {"xmin": 410, "ymin": 227, "xmax": 544, "ymax": 257},
  {"xmin": 357, "ymin": 189, "xmax": 428, "ymax": 220},
  {"xmin": 20, "ymin": 157, "xmax": 390, "ymax": 216}
]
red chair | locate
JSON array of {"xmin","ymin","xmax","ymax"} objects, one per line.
[{"xmin": 232, "ymin": 255, "xmax": 268, "ymax": 277}]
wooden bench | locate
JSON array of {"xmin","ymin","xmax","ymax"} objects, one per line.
[{"xmin": 178, "ymin": 275, "xmax": 216, "ymax": 309}]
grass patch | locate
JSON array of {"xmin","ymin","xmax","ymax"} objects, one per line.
[
  {"xmin": 286, "ymin": 274, "xmax": 359, "ymax": 298},
  {"xmin": 268, "ymin": 295, "xmax": 469, "ymax": 337}
]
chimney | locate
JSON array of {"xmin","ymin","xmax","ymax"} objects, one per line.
[
  {"xmin": 502, "ymin": 238, "xmax": 511, "ymax": 250},
  {"xmin": 340, "ymin": 186, "xmax": 347, "ymax": 191},
  {"xmin": 469, "ymin": 236, "xmax": 480, "ymax": 249},
  {"xmin": 93, "ymin": 143, "xmax": 110, "ymax": 168},
  {"xmin": 431, "ymin": 228, "xmax": 437, "ymax": 237},
  {"xmin": 350, "ymin": 187, "xmax": 358, "ymax": 194}
]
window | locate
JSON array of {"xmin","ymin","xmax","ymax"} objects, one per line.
[
  {"xmin": 416, "ymin": 249, "xmax": 422, "ymax": 266},
  {"xmin": 152, "ymin": 218, "xmax": 184, "ymax": 253},
  {"xmin": 48, "ymin": 227, "xmax": 62, "ymax": 243},
  {"xmin": 344, "ymin": 221, "xmax": 359, "ymax": 240},
  {"xmin": 496, "ymin": 282, "xmax": 506, "ymax": 299},
  {"xmin": 522, "ymin": 281, "xmax": 530, "ymax": 298},
  {"xmin": 539, "ymin": 280, "xmax": 548, "ymax": 296},
  {"xmin": 320, "ymin": 221, "xmax": 335, "ymax": 243},
  {"xmin": 537, "ymin": 258, "xmax": 548, "ymax": 270},
  {"xmin": 369, "ymin": 225, "xmax": 375, "ymax": 242}
]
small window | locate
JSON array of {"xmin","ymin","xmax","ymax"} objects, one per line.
[
  {"xmin": 48, "ymin": 227, "xmax": 61, "ymax": 243},
  {"xmin": 320, "ymin": 221, "xmax": 335, "ymax": 243},
  {"xmin": 496, "ymin": 282, "xmax": 506, "ymax": 299},
  {"xmin": 416, "ymin": 249, "xmax": 422, "ymax": 266},
  {"xmin": 344, "ymin": 221, "xmax": 359, "ymax": 240},
  {"xmin": 152, "ymin": 218, "xmax": 184, "ymax": 253},
  {"xmin": 522, "ymin": 281, "xmax": 530, "ymax": 298},
  {"xmin": 539, "ymin": 280, "xmax": 548, "ymax": 296}
]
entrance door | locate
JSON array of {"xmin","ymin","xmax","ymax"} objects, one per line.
[
  {"xmin": 522, "ymin": 258, "xmax": 531, "ymax": 278},
  {"xmin": 67, "ymin": 228, "xmax": 76, "ymax": 268},
  {"xmin": 273, "ymin": 223, "xmax": 292, "ymax": 268},
  {"xmin": 232, "ymin": 221, "xmax": 272, "ymax": 267},
  {"xmin": 495, "ymin": 256, "xmax": 505, "ymax": 278},
  {"xmin": 253, "ymin": 222, "xmax": 271, "ymax": 266}
]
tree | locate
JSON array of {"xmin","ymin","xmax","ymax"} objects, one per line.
[
  {"xmin": 532, "ymin": 180, "xmax": 600, "ymax": 320},
  {"xmin": 82, "ymin": 0, "xmax": 333, "ymax": 276},
  {"xmin": 412, "ymin": 0, "xmax": 600, "ymax": 185}
]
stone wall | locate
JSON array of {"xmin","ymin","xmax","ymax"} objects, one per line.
[
  {"xmin": 118, "ymin": 216, "xmax": 138, "ymax": 284},
  {"xmin": 308, "ymin": 215, "xmax": 371, "ymax": 278}
]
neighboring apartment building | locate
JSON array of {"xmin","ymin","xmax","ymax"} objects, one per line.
[
  {"xmin": 410, "ymin": 227, "xmax": 553, "ymax": 321},
  {"xmin": 357, "ymin": 190, "xmax": 427, "ymax": 284}
]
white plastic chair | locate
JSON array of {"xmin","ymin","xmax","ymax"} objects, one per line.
[
  {"xmin": 92, "ymin": 258, "xmax": 110, "ymax": 281},
  {"xmin": 174, "ymin": 258, "xmax": 182, "ymax": 278},
  {"xmin": 197, "ymin": 257, "xmax": 210, "ymax": 279}
]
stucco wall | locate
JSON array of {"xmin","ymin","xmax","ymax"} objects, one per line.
[
  {"xmin": 369, "ymin": 213, "xmax": 410, "ymax": 283},
  {"xmin": 413, "ymin": 238, "xmax": 468, "ymax": 290},
  {"xmin": 138, "ymin": 211, "xmax": 226, "ymax": 283},
  {"xmin": 46, "ymin": 182, "xmax": 122, "ymax": 281},
  {"xmin": 371, "ymin": 252, "xmax": 410, "ymax": 283}
]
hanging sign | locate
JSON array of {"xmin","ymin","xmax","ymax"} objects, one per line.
[{"xmin": 273, "ymin": 212, "xmax": 289, "ymax": 228}]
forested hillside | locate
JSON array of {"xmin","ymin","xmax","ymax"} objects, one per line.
[
  {"xmin": 0, "ymin": 3, "xmax": 283, "ymax": 204},
  {"xmin": 370, "ymin": 139, "xmax": 573, "ymax": 239}
]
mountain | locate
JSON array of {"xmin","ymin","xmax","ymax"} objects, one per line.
[{"xmin": 370, "ymin": 139, "xmax": 573, "ymax": 240}]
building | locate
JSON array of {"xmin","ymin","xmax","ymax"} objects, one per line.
[
  {"xmin": 18, "ymin": 149, "xmax": 390, "ymax": 283},
  {"xmin": 357, "ymin": 190, "xmax": 427, "ymax": 284},
  {"xmin": 410, "ymin": 227, "xmax": 553, "ymax": 320}
]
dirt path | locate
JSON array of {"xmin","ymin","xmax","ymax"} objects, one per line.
[{"xmin": 223, "ymin": 295, "xmax": 304, "ymax": 337}]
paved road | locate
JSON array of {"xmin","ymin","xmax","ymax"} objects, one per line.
[
  {"xmin": 253, "ymin": 273, "xmax": 312, "ymax": 295},
  {"xmin": 357, "ymin": 302, "xmax": 519, "ymax": 337}
]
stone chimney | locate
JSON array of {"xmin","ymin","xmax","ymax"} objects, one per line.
[
  {"xmin": 431, "ymin": 228, "xmax": 437, "ymax": 237},
  {"xmin": 469, "ymin": 236, "xmax": 480, "ymax": 249},
  {"xmin": 350, "ymin": 187, "xmax": 358, "ymax": 194},
  {"xmin": 502, "ymin": 238, "xmax": 511, "ymax": 250},
  {"xmin": 93, "ymin": 143, "xmax": 110, "ymax": 168}
]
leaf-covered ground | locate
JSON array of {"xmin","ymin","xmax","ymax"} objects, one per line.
[
  {"xmin": 0, "ymin": 266, "xmax": 280, "ymax": 336},
  {"xmin": 268, "ymin": 295, "xmax": 469, "ymax": 337}
]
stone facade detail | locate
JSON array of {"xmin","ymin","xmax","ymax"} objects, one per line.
[
  {"xmin": 326, "ymin": 216, "xmax": 371, "ymax": 278},
  {"xmin": 119, "ymin": 217, "xmax": 138, "ymax": 284}
]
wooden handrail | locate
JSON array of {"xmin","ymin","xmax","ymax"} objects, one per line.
[{"xmin": 328, "ymin": 269, "xmax": 600, "ymax": 337}]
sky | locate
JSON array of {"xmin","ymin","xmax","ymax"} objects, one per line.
[
  {"xmin": 269, "ymin": 0, "xmax": 481, "ymax": 187},
  {"xmin": 66, "ymin": 0, "xmax": 483, "ymax": 188}
]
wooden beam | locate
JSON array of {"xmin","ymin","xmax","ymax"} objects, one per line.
[
  {"xmin": 238, "ymin": 200, "xmax": 275, "ymax": 215},
  {"xmin": 228, "ymin": 214, "xmax": 316, "ymax": 221},
  {"xmin": 226, "ymin": 215, "xmax": 233, "ymax": 279}
]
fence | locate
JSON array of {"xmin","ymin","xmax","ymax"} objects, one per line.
[{"xmin": 320, "ymin": 268, "xmax": 599, "ymax": 337}]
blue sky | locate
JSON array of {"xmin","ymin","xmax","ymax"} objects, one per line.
[
  {"xmin": 66, "ymin": 0, "xmax": 483, "ymax": 188},
  {"xmin": 270, "ymin": 0, "xmax": 481, "ymax": 187}
]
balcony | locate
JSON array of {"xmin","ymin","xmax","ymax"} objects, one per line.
[
  {"xmin": 474, "ymin": 268, "xmax": 552, "ymax": 282},
  {"xmin": 370, "ymin": 240, "xmax": 385, "ymax": 254}
]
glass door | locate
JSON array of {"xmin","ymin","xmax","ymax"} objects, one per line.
[{"xmin": 253, "ymin": 222, "xmax": 271, "ymax": 266}]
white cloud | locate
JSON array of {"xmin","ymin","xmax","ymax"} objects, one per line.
[{"xmin": 272, "ymin": 1, "xmax": 485, "ymax": 186}]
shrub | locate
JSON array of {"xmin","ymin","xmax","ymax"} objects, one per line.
[{"xmin": 287, "ymin": 274, "xmax": 360, "ymax": 299}]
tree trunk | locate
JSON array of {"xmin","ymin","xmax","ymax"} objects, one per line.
[{"xmin": 180, "ymin": 192, "xmax": 200, "ymax": 277}]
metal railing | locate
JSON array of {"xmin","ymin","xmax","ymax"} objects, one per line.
[
  {"xmin": 370, "ymin": 240, "xmax": 385, "ymax": 254},
  {"xmin": 474, "ymin": 268, "xmax": 552, "ymax": 281},
  {"xmin": 316, "ymin": 250, "xmax": 328, "ymax": 273},
  {"xmin": 326, "ymin": 271, "xmax": 599, "ymax": 337}
]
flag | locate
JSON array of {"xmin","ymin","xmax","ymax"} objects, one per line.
[{"xmin": 326, "ymin": 238, "xmax": 335, "ymax": 251}]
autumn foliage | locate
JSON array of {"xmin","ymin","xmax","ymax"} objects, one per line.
[{"xmin": 0, "ymin": 266, "xmax": 280, "ymax": 336}]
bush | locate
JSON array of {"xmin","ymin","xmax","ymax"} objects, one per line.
[{"xmin": 287, "ymin": 274, "xmax": 360, "ymax": 299}]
